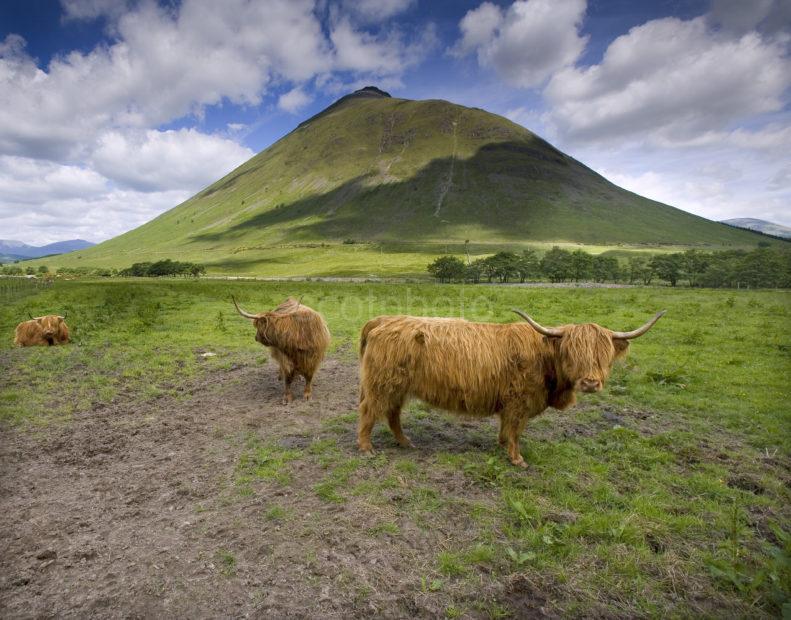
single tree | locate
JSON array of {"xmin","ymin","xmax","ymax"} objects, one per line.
[
  {"xmin": 514, "ymin": 249, "xmax": 540, "ymax": 282},
  {"xmin": 540, "ymin": 247, "xmax": 573, "ymax": 283},
  {"xmin": 427, "ymin": 256, "xmax": 465, "ymax": 283},
  {"xmin": 650, "ymin": 254, "xmax": 682, "ymax": 287}
]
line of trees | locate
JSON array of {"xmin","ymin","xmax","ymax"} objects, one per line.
[
  {"xmin": 119, "ymin": 260, "xmax": 206, "ymax": 277},
  {"xmin": 0, "ymin": 264, "xmax": 50, "ymax": 276},
  {"xmin": 428, "ymin": 249, "xmax": 620, "ymax": 284},
  {"xmin": 0, "ymin": 260, "xmax": 207, "ymax": 278},
  {"xmin": 428, "ymin": 246, "xmax": 791, "ymax": 288}
]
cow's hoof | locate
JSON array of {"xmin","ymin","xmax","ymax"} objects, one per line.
[
  {"xmin": 398, "ymin": 439, "xmax": 415, "ymax": 449},
  {"xmin": 358, "ymin": 445, "xmax": 375, "ymax": 456},
  {"xmin": 512, "ymin": 459, "xmax": 528, "ymax": 468}
]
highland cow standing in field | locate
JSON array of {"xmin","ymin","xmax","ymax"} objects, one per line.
[
  {"xmin": 14, "ymin": 314, "xmax": 70, "ymax": 347},
  {"xmin": 358, "ymin": 309, "xmax": 664, "ymax": 467},
  {"xmin": 233, "ymin": 296, "xmax": 331, "ymax": 403}
]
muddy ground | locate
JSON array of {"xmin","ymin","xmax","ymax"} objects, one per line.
[{"xmin": 1, "ymin": 357, "xmax": 561, "ymax": 619}]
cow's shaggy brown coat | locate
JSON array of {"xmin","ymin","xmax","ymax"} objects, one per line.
[
  {"xmin": 358, "ymin": 311, "xmax": 663, "ymax": 467},
  {"xmin": 14, "ymin": 315, "xmax": 70, "ymax": 347},
  {"xmin": 233, "ymin": 297, "xmax": 331, "ymax": 403}
]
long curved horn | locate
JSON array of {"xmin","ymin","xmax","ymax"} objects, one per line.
[
  {"xmin": 611, "ymin": 310, "xmax": 666, "ymax": 340},
  {"xmin": 231, "ymin": 296, "xmax": 258, "ymax": 319},
  {"xmin": 61, "ymin": 312, "xmax": 67, "ymax": 320},
  {"xmin": 512, "ymin": 309, "xmax": 564, "ymax": 337}
]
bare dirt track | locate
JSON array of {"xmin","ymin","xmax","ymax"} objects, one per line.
[{"xmin": 1, "ymin": 357, "xmax": 547, "ymax": 619}]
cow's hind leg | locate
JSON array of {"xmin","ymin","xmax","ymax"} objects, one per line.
[
  {"xmin": 283, "ymin": 369, "xmax": 297, "ymax": 404},
  {"xmin": 387, "ymin": 402, "xmax": 413, "ymax": 448},
  {"xmin": 357, "ymin": 396, "xmax": 378, "ymax": 454},
  {"xmin": 302, "ymin": 371, "xmax": 314, "ymax": 401}
]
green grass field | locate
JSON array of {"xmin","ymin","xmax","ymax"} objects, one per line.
[
  {"xmin": 2, "ymin": 279, "xmax": 789, "ymax": 616},
  {"xmin": 29, "ymin": 240, "xmax": 708, "ymax": 278}
]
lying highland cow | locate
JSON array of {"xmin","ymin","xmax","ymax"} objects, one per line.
[
  {"xmin": 233, "ymin": 296, "xmax": 331, "ymax": 403},
  {"xmin": 14, "ymin": 314, "xmax": 70, "ymax": 347},
  {"xmin": 358, "ymin": 309, "xmax": 664, "ymax": 467}
]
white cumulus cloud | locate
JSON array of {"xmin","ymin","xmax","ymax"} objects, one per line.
[
  {"xmin": 600, "ymin": 165, "xmax": 790, "ymax": 227},
  {"xmin": 278, "ymin": 88, "xmax": 312, "ymax": 113},
  {"xmin": 0, "ymin": 1, "xmax": 332, "ymax": 159},
  {"xmin": 340, "ymin": 0, "xmax": 416, "ymax": 24},
  {"xmin": 330, "ymin": 18, "xmax": 437, "ymax": 75},
  {"xmin": 1, "ymin": 0, "xmax": 440, "ymax": 244},
  {"xmin": 91, "ymin": 128, "xmax": 254, "ymax": 193},
  {"xmin": 0, "ymin": 156, "xmax": 107, "ymax": 206},
  {"xmin": 450, "ymin": 0, "xmax": 587, "ymax": 88},
  {"xmin": 0, "ymin": 155, "xmax": 192, "ymax": 244},
  {"xmin": 544, "ymin": 16, "xmax": 791, "ymax": 144},
  {"xmin": 60, "ymin": 0, "xmax": 133, "ymax": 21}
]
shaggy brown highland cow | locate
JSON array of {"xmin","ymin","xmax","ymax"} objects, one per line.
[
  {"xmin": 14, "ymin": 315, "xmax": 70, "ymax": 347},
  {"xmin": 358, "ymin": 309, "xmax": 664, "ymax": 467},
  {"xmin": 233, "ymin": 296, "xmax": 331, "ymax": 403}
]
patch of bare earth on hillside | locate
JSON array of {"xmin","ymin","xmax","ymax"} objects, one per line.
[{"xmin": 1, "ymin": 357, "xmax": 782, "ymax": 618}]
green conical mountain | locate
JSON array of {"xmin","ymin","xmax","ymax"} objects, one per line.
[{"xmin": 50, "ymin": 87, "xmax": 769, "ymax": 276}]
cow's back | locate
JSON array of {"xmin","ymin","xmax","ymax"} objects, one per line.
[
  {"xmin": 14, "ymin": 320, "xmax": 43, "ymax": 346},
  {"xmin": 296, "ymin": 306, "xmax": 330, "ymax": 353},
  {"xmin": 361, "ymin": 316, "xmax": 543, "ymax": 414},
  {"xmin": 269, "ymin": 306, "xmax": 330, "ymax": 379}
]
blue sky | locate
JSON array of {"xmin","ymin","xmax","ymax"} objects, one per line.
[{"xmin": 1, "ymin": 0, "xmax": 789, "ymax": 244}]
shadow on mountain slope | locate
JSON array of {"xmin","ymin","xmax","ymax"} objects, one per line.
[{"xmin": 188, "ymin": 140, "xmax": 744, "ymax": 247}]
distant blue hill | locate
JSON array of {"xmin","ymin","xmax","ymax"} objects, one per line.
[
  {"xmin": 0, "ymin": 239, "xmax": 95, "ymax": 260},
  {"xmin": 721, "ymin": 218, "xmax": 791, "ymax": 240}
]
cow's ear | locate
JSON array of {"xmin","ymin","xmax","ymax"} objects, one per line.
[{"xmin": 612, "ymin": 338, "xmax": 629, "ymax": 357}]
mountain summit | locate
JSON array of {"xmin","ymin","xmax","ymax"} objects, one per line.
[{"xmin": 46, "ymin": 88, "xmax": 764, "ymax": 273}]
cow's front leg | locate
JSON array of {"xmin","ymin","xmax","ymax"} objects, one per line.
[
  {"xmin": 497, "ymin": 413, "xmax": 507, "ymax": 446},
  {"xmin": 501, "ymin": 407, "xmax": 528, "ymax": 468}
]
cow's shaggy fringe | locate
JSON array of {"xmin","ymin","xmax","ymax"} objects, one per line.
[
  {"xmin": 358, "ymin": 315, "xmax": 635, "ymax": 467},
  {"xmin": 235, "ymin": 297, "xmax": 331, "ymax": 403},
  {"xmin": 559, "ymin": 323, "xmax": 620, "ymax": 386},
  {"xmin": 14, "ymin": 315, "xmax": 70, "ymax": 347}
]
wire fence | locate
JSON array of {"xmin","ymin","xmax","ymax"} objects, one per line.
[{"xmin": 0, "ymin": 277, "xmax": 53, "ymax": 303}]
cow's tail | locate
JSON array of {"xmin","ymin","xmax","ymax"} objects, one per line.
[
  {"xmin": 359, "ymin": 319, "xmax": 376, "ymax": 358},
  {"xmin": 359, "ymin": 329, "xmax": 368, "ymax": 358},
  {"xmin": 358, "ymin": 319, "xmax": 381, "ymax": 405}
]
